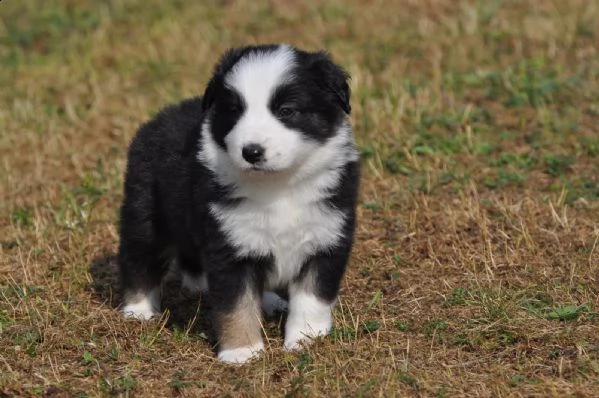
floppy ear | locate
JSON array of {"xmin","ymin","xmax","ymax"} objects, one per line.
[
  {"xmin": 201, "ymin": 47, "xmax": 247, "ymax": 112},
  {"xmin": 201, "ymin": 77, "xmax": 218, "ymax": 112},
  {"xmin": 309, "ymin": 52, "xmax": 352, "ymax": 114}
]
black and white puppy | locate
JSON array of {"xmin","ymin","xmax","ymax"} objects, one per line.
[{"xmin": 118, "ymin": 44, "xmax": 360, "ymax": 364}]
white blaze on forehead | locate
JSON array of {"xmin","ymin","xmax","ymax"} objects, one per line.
[{"xmin": 225, "ymin": 45, "xmax": 296, "ymax": 105}]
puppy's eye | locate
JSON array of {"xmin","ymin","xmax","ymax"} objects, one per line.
[
  {"xmin": 277, "ymin": 106, "xmax": 297, "ymax": 118},
  {"xmin": 218, "ymin": 100, "xmax": 242, "ymax": 114},
  {"xmin": 226, "ymin": 103, "xmax": 242, "ymax": 113}
]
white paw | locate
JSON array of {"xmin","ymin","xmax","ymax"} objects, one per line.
[
  {"xmin": 181, "ymin": 271, "xmax": 208, "ymax": 294},
  {"xmin": 261, "ymin": 291, "xmax": 288, "ymax": 316},
  {"xmin": 284, "ymin": 319, "xmax": 331, "ymax": 350},
  {"xmin": 284, "ymin": 292, "xmax": 332, "ymax": 350},
  {"xmin": 121, "ymin": 289, "xmax": 160, "ymax": 320},
  {"xmin": 122, "ymin": 304, "xmax": 159, "ymax": 320},
  {"xmin": 217, "ymin": 342, "xmax": 264, "ymax": 364}
]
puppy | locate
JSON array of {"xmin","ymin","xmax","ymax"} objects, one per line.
[{"xmin": 118, "ymin": 44, "xmax": 360, "ymax": 364}]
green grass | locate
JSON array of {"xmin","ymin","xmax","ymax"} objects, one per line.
[{"xmin": 1, "ymin": 0, "xmax": 599, "ymax": 396}]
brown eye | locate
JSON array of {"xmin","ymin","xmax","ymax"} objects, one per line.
[
  {"xmin": 228, "ymin": 103, "xmax": 242, "ymax": 112},
  {"xmin": 219, "ymin": 101, "xmax": 242, "ymax": 114},
  {"xmin": 277, "ymin": 105, "xmax": 297, "ymax": 118}
]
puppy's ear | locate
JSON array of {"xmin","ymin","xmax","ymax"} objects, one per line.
[
  {"xmin": 201, "ymin": 47, "xmax": 247, "ymax": 112},
  {"xmin": 309, "ymin": 52, "xmax": 352, "ymax": 114},
  {"xmin": 201, "ymin": 77, "xmax": 218, "ymax": 112}
]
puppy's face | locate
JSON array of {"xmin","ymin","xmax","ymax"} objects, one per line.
[{"xmin": 200, "ymin": 45, "xmax": 351, "ymax": 176}]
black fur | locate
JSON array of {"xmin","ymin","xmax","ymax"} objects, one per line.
[{"xmin": 118, "ymin": 44, "xmax": 360, "ymax": 356}]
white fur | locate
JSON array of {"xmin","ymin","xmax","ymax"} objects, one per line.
[
  {"xmin": 223, "ymin": 45, "xmax": 315, "ymax": 173},
  {"xmin": 211, "ymin": 198, "xmax": 344, "ymax": 289},
  {"xmin": 197, "ymin": 44, "xmax": 357, "ymax": 193},
  {"xmin": 284, "ymin": 290, "xmax": 333, "ymax": 350},
  {"xmin": 226, "ymin": 45, "xmax": 295, "ymax": 96},
  {"xmin": 200, "ymin": 124, "xmax": 356, "ymax": 289},
  {"xmin": 121, "ymin": 288, "xmax": 161, "ymax": 320},
  {"xmin": 199, "ymin": 121, "xmax": 356, "ymax": 196},
  {"xmin": 262, "ymin": 291, "xmax": 289, "ymax": 316},
  {"xmin": 181, "ymin": 271, "xmax": 208, "ymax": 294},
  {"xmin": 195, "ymin": 46, "xmax": 357, "ymax": 355},
  {"xmin": 217, "ymin": 341, "xmax": 264, "ymax": 364}
]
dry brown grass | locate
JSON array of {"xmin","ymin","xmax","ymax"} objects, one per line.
[{"xmin": 1, "ymin": 0, "xmax": 598, "ymax": 396}]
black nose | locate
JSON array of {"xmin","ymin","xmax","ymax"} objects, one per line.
[{"xmin": 242, "ymin": 143, "xmax": 265, "ymax": 164}]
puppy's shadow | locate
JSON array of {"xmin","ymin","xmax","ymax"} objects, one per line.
[
  {"xmin": 88, "ymin": 253, "xmax": 212, "ymax": 336},
  {"xmin": 89, "ymin": 253, "xmax": 120, "ymax": 309}
]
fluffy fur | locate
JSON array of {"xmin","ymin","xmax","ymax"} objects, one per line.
[{"xmin": 118, "ymin": 44, "xmax": 360, "ymax": 364}]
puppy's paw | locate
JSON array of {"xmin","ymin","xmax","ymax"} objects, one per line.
[
  {"xmin": 181, "ymin": 271, "xmax": 208, "ymax": 294},
  {"xmin": 261, "ymin": 291, "xmax": 288, "ymax": 316},
  {"xmin": 284, "ymin": 292, "xmax": 332, "ymax": 350},
  {"xmin": 283, "ymin": 320, "xmax": 331, "ymax": 351},
  {"xmin": 121, "ymin": 289, "xmax": 160, "ymax": 320},
  {"xmin": 217, "ymin": 342, "xmax": 264, "ymax": 364}
]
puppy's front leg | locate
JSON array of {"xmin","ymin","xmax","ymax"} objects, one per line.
[
  {"xmin": 209, "ymin": 272, "xmax": 264, "ymax": 364},
  {"xmin": 284, "ymin": 285, "xmax": 333, "ymax": 350},
  {"xmin": 283, "ymin": 251, "xmax": 350, "ymax": 350}
]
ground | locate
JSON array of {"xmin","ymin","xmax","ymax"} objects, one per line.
[{"xmin": 1, "ymin": 0, "xmax": 598, "ymax": 396}]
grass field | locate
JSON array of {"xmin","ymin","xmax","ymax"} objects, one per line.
[{"xmin": 1, "ymin": 0, "xmax": 598, "ymax": 396}]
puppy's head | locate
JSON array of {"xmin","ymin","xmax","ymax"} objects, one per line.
[{"xmin": 199, "ymin": 44, "xmax": 352, "ymax": 179}]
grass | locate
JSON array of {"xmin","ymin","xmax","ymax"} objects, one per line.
[{"xmin": 1, "ymin": 0, "xmax": 598, "ymax": 396}]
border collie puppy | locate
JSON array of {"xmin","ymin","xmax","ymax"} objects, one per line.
[{"xmin": 118, "ymin": 44, "xmax": 360, "ymax": 364}]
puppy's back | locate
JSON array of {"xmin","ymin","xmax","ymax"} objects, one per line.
[{"xmin": 127, "ymin": 97, "xmax": 203, "ymax": 161}]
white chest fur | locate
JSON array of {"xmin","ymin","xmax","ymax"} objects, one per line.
[{"xmin": 210, "ymin": 194, "xmax": 345, "ymax": 288}]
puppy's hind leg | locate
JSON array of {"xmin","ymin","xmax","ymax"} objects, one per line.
[
  {"xmin": 179, "ymin": 253, "xmax": 208, "ymax": 294},
  {"xmin": 118, "ymin": 158, "xmax": 168, "ymax": 320},
  {"xmin": 119, "ymin": 241, "xmax": 167, "ymax": 320},
  {"xmin": 261, "ymin": 291, "xmax": 288, "ymax": 316}
]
